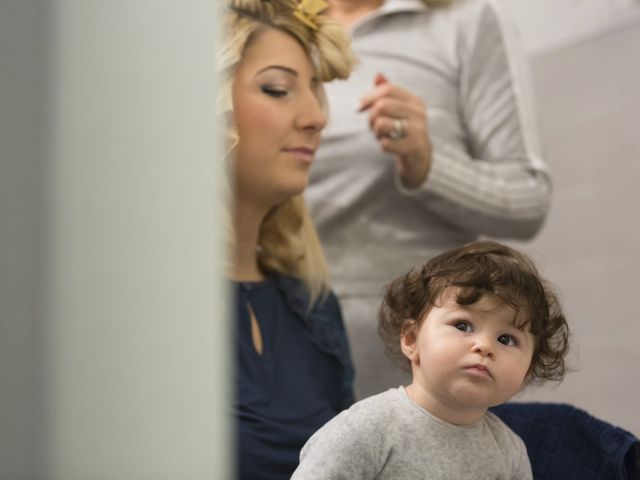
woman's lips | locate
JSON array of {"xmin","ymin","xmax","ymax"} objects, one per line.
[{"xmin": 283, "ymin": 147, "xmax": 315, "ymax": 163}]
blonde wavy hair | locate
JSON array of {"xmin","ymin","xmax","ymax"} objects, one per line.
[{"xmin": 219, "ymin": 0, "xmax": 355, "ymax": 304}]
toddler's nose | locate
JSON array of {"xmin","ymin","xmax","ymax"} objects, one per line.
[{"xmin": 471, "ymin": 337, "xmax": 495, "ymax": 358}]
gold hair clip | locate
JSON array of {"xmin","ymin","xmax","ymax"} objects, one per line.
[{"xmin": 293, "ymin": 0, "xmax": 329, "ymax": 30}]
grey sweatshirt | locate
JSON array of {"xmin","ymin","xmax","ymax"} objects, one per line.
[{"xmin": 291, "ymin": 387, "xmax": 532, "ymax": 480}]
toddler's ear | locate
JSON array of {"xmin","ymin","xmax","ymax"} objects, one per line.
[{"xmin": 400, "ymin": 320, "xmax": 419, "ymax": 362}]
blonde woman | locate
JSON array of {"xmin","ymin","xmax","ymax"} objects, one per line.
[
  {"xmin": 307, "ymin": 0, "xmax": 551, "ymax": 398},
  {"xmin": 219, "ymin": 1, "xmax": 355, "ymax": 478}
]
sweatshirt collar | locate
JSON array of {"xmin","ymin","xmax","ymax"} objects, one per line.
[
  {"xmin": 379, "ymin": 0, "xmax": 428, "ymax": 14},
  {"xmin": 350, "ymin": 0, "xmax": 427, "ymax": 32}
]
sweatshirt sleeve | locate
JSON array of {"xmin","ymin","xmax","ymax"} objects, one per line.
[
  {"xmin": 397, "ymin": 0, "xmax": 551, "ymax": 240},
  {"xmin": 511, "ymin": 434, "xmax": 534, "ymax": 480},
  {"xmin": 291, "ymin": 409, "xmax": 380, "ymax": 480}
]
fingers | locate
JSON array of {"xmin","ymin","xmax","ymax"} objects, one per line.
[
  {"xmin": 371, "ymin": 116, "xmax": 408, "ymax": 140},
  {"xmin": 367, "ymin": 96, "xmax": 423, "ymax": 130},
  {"xmin": 374, "ymin": 72, "xmax": 387, "ymax": 87},
  {"xmin": 358, "ymin": 74, "xmax": 426, "ymax": 133},
  {"xmin": 358, "ymin": 75, "xmax": 413, "ymax": 112},
  {"xmin": 358, "ymin": 73, "xmax": 432, "ymax": 188}
]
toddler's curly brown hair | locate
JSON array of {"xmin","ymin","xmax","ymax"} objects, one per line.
[{"xmin": 378, "ymin": 241, "xmax": 570, "ymax": 383}]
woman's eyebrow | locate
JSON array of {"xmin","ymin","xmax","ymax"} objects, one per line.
[{"xmin": 257, "ymin": 65, "xmax": 298, "ymax": 77}]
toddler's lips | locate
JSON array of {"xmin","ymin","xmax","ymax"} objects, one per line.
[{"xmin": 465, "ymin": 364, "xmax": 493, "ymax": 379}]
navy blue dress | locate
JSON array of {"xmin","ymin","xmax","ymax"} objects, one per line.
[{"xmin": 234, "ymin": 275, "xmax": 353, "ymax": 480}]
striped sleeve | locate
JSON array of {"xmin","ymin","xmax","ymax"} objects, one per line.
[{"xmin": 398, "ymin": 0, "xmax": 551, "ymax": 240}]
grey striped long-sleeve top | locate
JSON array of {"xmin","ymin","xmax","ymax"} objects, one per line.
[{"xmin": 307, "ymin": 0, "xmax": 550, "ymax": 297}]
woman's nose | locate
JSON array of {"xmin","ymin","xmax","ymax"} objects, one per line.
[{"xmin": 296, "ymin": 94, "xmax": 327, "ymax": 132}]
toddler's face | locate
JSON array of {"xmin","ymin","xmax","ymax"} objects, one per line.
[{"xmin": 402, "ymin": 289, "xmax": 534, "ymax": 416}]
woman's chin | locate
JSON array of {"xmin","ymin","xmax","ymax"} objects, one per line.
[{"xmin": 276, "ymin": 181, "xmax": 309, "ymax": 199}]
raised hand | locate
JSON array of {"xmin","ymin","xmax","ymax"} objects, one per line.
[{"xmin": 358, "ymin": 73, "xmax": 432, "ymax": 189}]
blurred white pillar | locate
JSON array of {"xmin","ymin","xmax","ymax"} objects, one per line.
[
  {"xmin": 0, "ymin": 1, "xmax": 46, "ymax": 477},
  {"xmin": 38, "ymin": 1, "xmax": 227, "ymax": 478},
  {"xmin": 2, "ymin": 1, "xmax": 229, "ymax": 475}
]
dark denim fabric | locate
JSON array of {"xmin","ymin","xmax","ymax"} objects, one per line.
[
  {"xmin": 273, "ymin": 273, "xmax": 355, "ymax": 409},
  {"xmin": 491, "ymin": 402, "xmax": 640, "ymax": 480}
]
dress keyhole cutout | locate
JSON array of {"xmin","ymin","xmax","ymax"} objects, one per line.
[{"xmin": 247, "ymin": 301, "xmax": 264, "ymax": 356}]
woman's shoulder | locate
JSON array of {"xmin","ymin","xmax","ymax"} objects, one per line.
[{"xmin": 271, "ymin": 272, "xmax": 340, "ymax": 316}]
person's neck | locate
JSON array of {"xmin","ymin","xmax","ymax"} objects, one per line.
[
  {"xmin": 327, "ymin": 0, "xmax": 384, "ymax": 28},
  {"xmin": 405, "ymin": 382, "xmax": 487, "ymax": 426},
  {"xmin": 230, "ymin": 198, "xmax": 269, "ymax": 282}
]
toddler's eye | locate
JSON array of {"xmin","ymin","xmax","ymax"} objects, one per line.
[
  {"xmin": 497, "ymin": 334, "xmax": 517, "ymax": 346},
  {"xmin": 454, "ymin": 321, "xmax": 472, "ymax": 332},
  {"xmin": 261, "ymin": 86, "xmax": 288, "ymax": 98}
]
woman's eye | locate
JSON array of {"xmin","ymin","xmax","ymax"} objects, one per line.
[
  {"xmin": 261, "ymin": 86, "xmax": 288, "ymax": 98},
  {"xmin": 454, "ymin": 321, "xmax": 472, "ymax": 332},
  {"xmin": 497, "ymin": 334, "xmax": 517, "ymax": 346}
]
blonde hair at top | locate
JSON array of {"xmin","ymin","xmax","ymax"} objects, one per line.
[{"xmin": 219, "ymin": 0, "xmax": 355, "ymax": 304}]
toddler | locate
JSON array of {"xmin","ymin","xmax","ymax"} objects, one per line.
[{"xmin": 291, "ymin": 241, "xmax": 570, "ymax": 479}]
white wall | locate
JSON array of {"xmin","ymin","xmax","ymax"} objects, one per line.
[
  {"xmin": 499, "ymin": 0, "xmax": 640, "ymax": 55},
  {"xmin": 508, "ymin": 16, "xmax": 640, "ymax": 437}
]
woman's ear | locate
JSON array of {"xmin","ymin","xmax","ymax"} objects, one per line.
[{"xmin": 400, "ymin": 320, "xmax": 419, "ymax": 363}]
